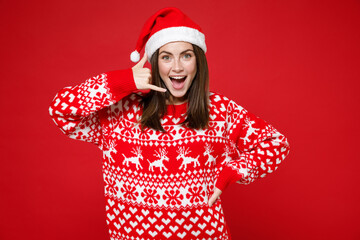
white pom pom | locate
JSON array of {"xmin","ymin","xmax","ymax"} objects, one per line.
[{"xmin": 130, "ymin": 50, "xmax": 140, "ymax": 62}]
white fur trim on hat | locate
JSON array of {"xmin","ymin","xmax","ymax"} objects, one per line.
[{"xmin": 145, "ymin": 26, "xmax": 206, "ymax": 60}]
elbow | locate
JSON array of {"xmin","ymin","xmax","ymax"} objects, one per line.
[
  {"xmin": 270, "ymin": 131, "xmax": 290, "ymax": 161},
  {"xmin": 49, "ymin": 105, "xmax": 54, "ymax": 118},
  {"xmin": 279, "ymin": 135, "xmax": 290, "ymax": 160}
]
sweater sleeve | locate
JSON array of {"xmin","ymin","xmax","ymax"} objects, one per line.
[
  {"xmin": 48, "ymin": 68, "xmax": 137, "ymax": 147},
  {"xmin": 215, "ymin": 100, "xmax": 290, "ymax": 192}
]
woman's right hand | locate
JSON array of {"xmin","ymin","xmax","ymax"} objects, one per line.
[{"xmin": 132, "ymin": 53, "xmax": 167, "ymax": 92}]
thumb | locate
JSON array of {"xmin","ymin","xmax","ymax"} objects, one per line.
[{"xmin": 134, "ymin": 53, "xmax": 148, "ymax": 68}]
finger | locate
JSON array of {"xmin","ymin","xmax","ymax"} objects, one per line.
[
  {"xmin": 135, "ymin": 53, "xmax": 148, "ymax": 68},
  {"xmin": 146, "ymin": 84, "xmax": 167, "ymax": 92},
  {"xmin": 208, "ymin": 188, "xmax": 222, "ymax": 207},
  {"xmin": 208, "ymin": 193, "xmax": 217, "ymax": 207},
  {"xmin": 208, "ymin": 194, "xmax": 217, "ymax": 207}
]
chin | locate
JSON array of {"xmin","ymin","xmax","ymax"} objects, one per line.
[{"xmin": 169, "ymin": 89, "xmax": 187, "ymax": 98}]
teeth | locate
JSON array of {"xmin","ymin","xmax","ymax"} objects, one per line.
[{"xmin": 170, "ymin": 76, "xmax": 186, "ymax": 80}]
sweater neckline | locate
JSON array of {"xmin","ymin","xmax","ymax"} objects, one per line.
[{"xmin": 166, "ymin": 101, "xmax": 187, "ymax": 116}]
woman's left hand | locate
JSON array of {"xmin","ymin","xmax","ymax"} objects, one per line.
[{"xmin": 208, "ymin": 187, "xmax": 222, "ymax": 207}]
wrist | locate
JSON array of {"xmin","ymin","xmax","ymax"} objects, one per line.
[
  {"xmin": 215, "ymin": 165, "xmax": 244, "ymax": 192},
  {"xmin": 106, "ymin": 68, "xmax": 137, "ymax": 96}
]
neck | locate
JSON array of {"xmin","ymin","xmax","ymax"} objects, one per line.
[{"xmin": 166, "ymin": 93, "xmax": 189, "ymax": 105}]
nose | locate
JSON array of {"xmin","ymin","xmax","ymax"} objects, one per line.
[{"xmin": 172, "ymin": 58, "xmax": 184, "ymax": 72}]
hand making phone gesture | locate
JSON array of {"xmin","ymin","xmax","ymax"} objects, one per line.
[{"xmin": 132, "ymin": 53, "xmax": 167, "ymax": 92}]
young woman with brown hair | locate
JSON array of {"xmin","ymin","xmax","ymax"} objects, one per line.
[{"xmin": 49, "ymin": 7, "xmax": 290, "ymax": 240}]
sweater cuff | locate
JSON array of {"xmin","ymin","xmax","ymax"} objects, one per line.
[
  {"xmin": 105, "ymin": 68, "xmax": 137, "ymax": 100},
  {"xmin": 215, "ymin": 165, "xmax": 244, "ymax": 192}
]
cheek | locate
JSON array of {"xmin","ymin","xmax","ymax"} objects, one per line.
[
  {"xmin": 158, "ymin": 62, "xmax": 169, "ymax": 77},
  {"xmin": 186, "ymin": 61, "xmax": 197, "ymax": 76}
]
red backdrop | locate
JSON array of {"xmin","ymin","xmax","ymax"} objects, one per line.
[{"xmin": 1, "ymin": 0, "xmax": 359, "ymax": 239}]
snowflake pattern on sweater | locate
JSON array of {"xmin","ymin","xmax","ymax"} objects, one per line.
[{"xmin": 49, "ymin": 69, "xmax": 290, "ymax": 240}]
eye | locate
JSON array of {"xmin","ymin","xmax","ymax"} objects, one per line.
[
  {"xmin": 184, "ymin": 53, "xmax": 192, "ymax": 59},
  {"xmin": 161, "ymin": 55, "xmax": 170, "ymax": 60}
]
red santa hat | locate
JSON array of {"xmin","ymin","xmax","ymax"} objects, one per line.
[{"xmin": 130, "ymin": 7, "xmax": 207, "ymax": 62}]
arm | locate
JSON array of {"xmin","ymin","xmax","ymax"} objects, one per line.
[
  {"xmin": 49, "ymin": 54, "xmax": 166, "ymax": 147},
  {"xmin": 215, "ymin": 100, "xmax": 290, "ymax": 191},
  {"xmin": 48, "ymin": 68, "xmax": 137, "ymax": 147}
]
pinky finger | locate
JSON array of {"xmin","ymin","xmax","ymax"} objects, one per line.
[{"xmin": 147, "ymin": 84, "xmax": 167, "ymax": 92}]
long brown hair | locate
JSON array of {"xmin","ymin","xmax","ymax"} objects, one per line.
[{"xmin": 139, "ymin": 44, "xmax": 209, "ymax": 132}]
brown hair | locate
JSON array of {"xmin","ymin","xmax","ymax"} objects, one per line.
[{"xmin": 139, "ymin": 44, "xmax": 209, "ymax": 132}]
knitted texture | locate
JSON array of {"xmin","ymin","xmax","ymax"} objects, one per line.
[{"xmin": 49, "ymin": 70, "xmax": 290, "ymax": 240}]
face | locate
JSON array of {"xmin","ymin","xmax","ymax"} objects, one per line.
[{"xmin": 158, "ymin": 41, "xmax": 197, "ymax": 104}]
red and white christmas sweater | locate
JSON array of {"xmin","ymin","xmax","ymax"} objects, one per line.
[{"xmin": 49, "ymin": 68, "xmax": 290, "ymax": 240}]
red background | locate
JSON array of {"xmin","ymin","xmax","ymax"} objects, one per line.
[{"xmin": 1, "ymin": 0, "xmax": 359, "ymax": 239}]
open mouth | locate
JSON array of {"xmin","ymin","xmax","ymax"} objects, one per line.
[{"xmin": 169, "ymin": 76, "xmax": 187, "ymax": 89}]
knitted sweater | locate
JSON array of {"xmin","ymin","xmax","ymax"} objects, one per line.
[{"xmin": 49, "ymin": 68, "xmax": 290, "ymax": 240}]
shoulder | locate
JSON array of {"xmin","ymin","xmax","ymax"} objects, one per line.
[
  {"xmin": 209, "ymin": 91, "xmax": 245, "ymax": 113},
  {"xmin": 121, "ymin": 92, "xmax": 144, "ymax": 104},
  {"xmin": 209, "ymin": 91, "xmax": 230, "ymax": 104},
  {"xmin": 117, "ymin": 92, "xmax": 143, "ymax": 112},
  {"xmin": 101, "ymin": 92, "xmax": 143, "ymax": 115},
  {"xmin": 208, "ymin": 91, "xmax": 247, "ymax": 123}
]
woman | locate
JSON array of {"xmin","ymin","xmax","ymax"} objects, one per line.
[{"xmin": 49, "ymin": 7, "xmax": 290, "ymax": 240}]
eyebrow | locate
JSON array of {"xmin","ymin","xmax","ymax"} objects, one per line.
[{"xmin": 159, "ymin": 49, "xmax": 194, "ymax": 55}]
